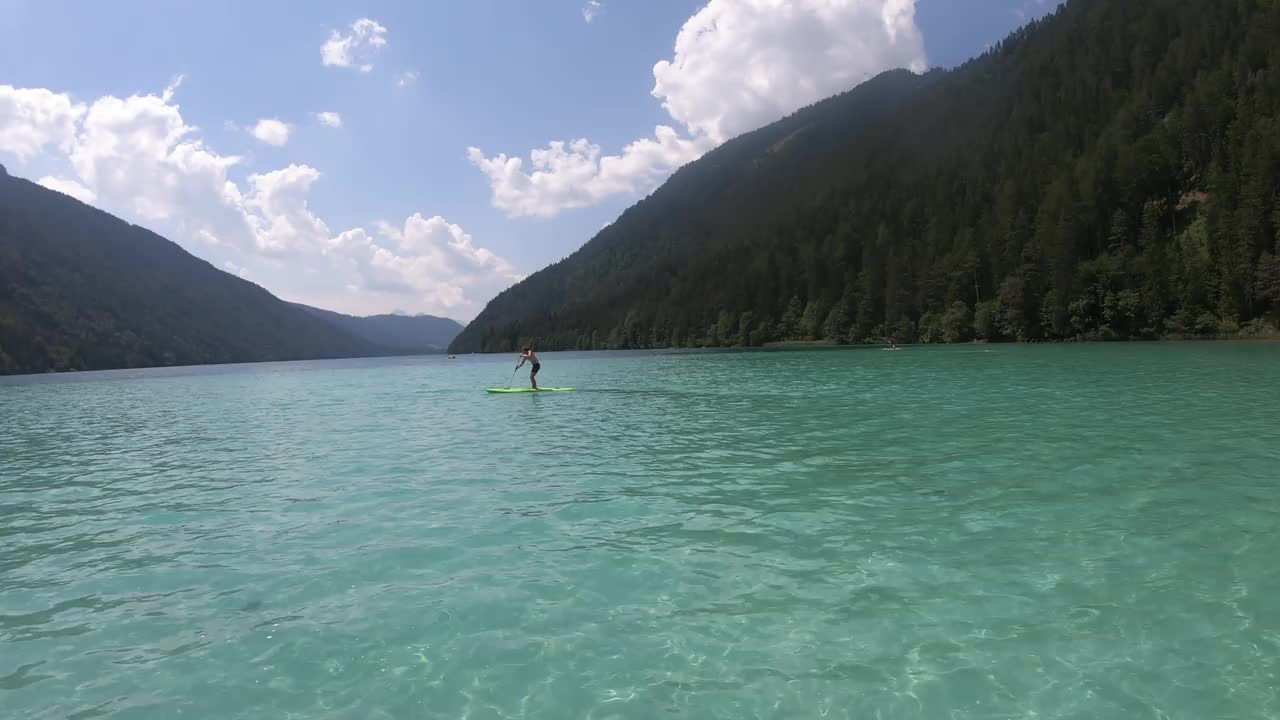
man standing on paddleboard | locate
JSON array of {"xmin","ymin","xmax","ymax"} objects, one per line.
[{"xmin": 515, "ymin": 347, "xmax": 540, "ymax": 389}]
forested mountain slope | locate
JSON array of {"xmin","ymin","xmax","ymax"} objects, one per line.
[
  {"xmin": 0, "ymin": 167, "xmax": 383, "ymax": 374},
  {"xmin": 451, "ymin": 0, "xmax": 1280, "ymax": 352}
]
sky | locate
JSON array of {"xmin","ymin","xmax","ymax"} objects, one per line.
[{"xmin": 0, "ymin": 0, "xmax": 1055, "ymax": 322}]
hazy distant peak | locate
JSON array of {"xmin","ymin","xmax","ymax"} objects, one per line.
[{"xmin": 290, "ymin": 302, "xmax": 462, "ymax": 353}]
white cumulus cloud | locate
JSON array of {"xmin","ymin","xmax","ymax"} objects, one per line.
[
  {"xmin": 471, "ymin": 0, "xmax": 927, "ymax": 217},
  {"xmin": 222, "ymin": 260, "xmax": 248, "ymax": 278},
  {"xmin": 250, "ymin": 118, "xmax": 291, "ymax": 146},
  {"xmin": 329, "ymin": 215, "xmax": 522, "ymax": 316},
  {"xmin": 321, "ymin": 18, "xmax": 388, "ymax": 72},
  {"xmin": 653, "ymin": 0, "xmax": 926, "ymax": 143},
  {"xmin": 315, "ymin": 111, "xmax": 343, "ymax": 128},
  {"xmin": 0, "ymin": 85, "xmax": 85, "ymax": 160},
  {"xmin": 0, "ymin": 81, "xmax": 519, "ymax": 319},
  {"xmin": 66, "ymin": 88, "xmax": 251, "ymax": 248},
  {"xmin": 468, "ymin": 127, "xmax": 714, "ymax": 218},
  {"xmin": 395, "ymin": 71, "xmax": 418, "ymax": 88},
  {"xmin": 37, "ymin": 175, "xmax": 96, "ymax": 203},
  {"xmin": 583, "ymin": 1, "xmax": 603, "ymax": 23},
  {"xmin": 242, "ymin": 164, "xmax": 331, "ymax": 254}
]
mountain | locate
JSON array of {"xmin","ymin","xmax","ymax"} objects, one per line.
[
  {"xmin": 451, "ymin": 0, "xmax": 1280, "ymax": 353},
  {"xmin": 0, "ymin": 167, "xmax": 390, "ymax": 375},
  {"xmin": 292, "ymin": 303, "xmax": 462, "ymax": 353}
]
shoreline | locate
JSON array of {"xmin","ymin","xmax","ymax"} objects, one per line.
[
  {"xmin": 5, "ymin": 335, "xmax": 1278, "ymax": 378},
  {"xmin": 456, "ymin": 333, "xmax": 1280, "ymax": 355}
]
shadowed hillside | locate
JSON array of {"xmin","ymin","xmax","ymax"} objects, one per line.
[
  {"xmin": 451, "ymin": 0, "xmax": 1280, "ymax": 352},
  {"xmin": 0, "ymin": 167, "xmax": 388, "ymax": 374}
]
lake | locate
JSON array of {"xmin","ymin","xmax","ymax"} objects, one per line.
[{"xmin": 3, "ymin": 344, "xmax": 1279, "ymax": 719}]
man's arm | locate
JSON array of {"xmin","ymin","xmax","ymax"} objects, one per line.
[{"xmin": 515, "ymin": 356, "xmax": 526, "ymax": 369}]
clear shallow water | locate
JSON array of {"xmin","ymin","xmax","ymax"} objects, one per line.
[{"xmin": 2, "ymin": 344, "xmax": 1279, "ymax": 719}]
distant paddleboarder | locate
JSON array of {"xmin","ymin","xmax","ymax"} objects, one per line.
[{"xmin": 515, "ymin": 347, "xmax": 541, "ymax": 389}]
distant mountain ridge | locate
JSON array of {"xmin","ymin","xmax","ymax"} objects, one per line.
[
  {"xmin": 0, "ymin": 168, "xmax": 445, "ymax": 375},
  {"xmin": 291, "ymin": 303, "xmax": 461, "ymax": 353}
]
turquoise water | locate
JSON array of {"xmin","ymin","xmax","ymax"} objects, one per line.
[{"xmin": 3, "ymin": 344, "xmax": 1279, "ymax": 719}]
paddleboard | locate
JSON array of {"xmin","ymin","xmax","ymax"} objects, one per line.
[{"xmin": 485, "ymin": 387, "xmax": 576, "ymax": 394}]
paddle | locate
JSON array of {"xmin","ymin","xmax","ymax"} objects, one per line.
[{"xmin": 506, "ymin": 366, "xmax": 518, "ymax": 389}]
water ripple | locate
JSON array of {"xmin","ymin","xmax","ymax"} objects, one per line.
[{"xmin": 2, "ymin": 346, "xmax": 1279, "ymax": 718}]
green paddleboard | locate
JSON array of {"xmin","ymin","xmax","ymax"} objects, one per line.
[{"xmin": 485, "ymin": 387, "xmax": 576, "ymax": 393}]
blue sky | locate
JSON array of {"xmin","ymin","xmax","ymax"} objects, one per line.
[{"xmin": 0, "ymin": 0, "xmax": 1053, "ymax": 321}]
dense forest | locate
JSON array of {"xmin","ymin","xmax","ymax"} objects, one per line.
[
  {"xmin": 292, "ymin": 303, "xmax": 462, "ymax": 353},
  {"xmin": 451, "ymin": 0, "xmax": 1280, "ymax": 353},
  {"xmin": 0, "ymin": 168, "xmax": 441, "ymax": 375}
]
